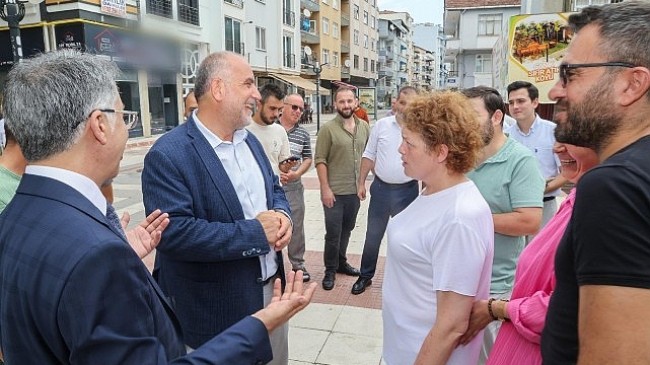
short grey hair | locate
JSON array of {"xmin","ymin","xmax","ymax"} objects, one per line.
[
  {"xmin": 3, "ymin": 50, "xmax": 120, "ymax": 162},
  {"xmin": 194, "ymin": 51, "xmax": 240, "ymax": 99},
  {"xmin": 569, "ymin": 1, "xmax": 650, "ymax": 77}
]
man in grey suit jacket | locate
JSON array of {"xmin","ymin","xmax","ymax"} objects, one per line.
[
  {"xmin": 142, "ymin": 52, "xmax": 294, "ymax": 364},
  {"xmin": 0, "ymin": 50, "xmax": 315, "ymax": 365}
]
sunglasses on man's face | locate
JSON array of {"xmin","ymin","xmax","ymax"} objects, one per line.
[{"xmin": 285, "ymin": 103, "xmax": 304, "ymax": 113}]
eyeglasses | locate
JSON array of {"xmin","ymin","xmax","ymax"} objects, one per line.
[
  {"xmin": 559, "ymin": 62, "xmax": 636, "ymax": 87},
  {"xmin": 284, "ymin": 103, "xmax": 304, "ymax": 113},
  {"xmin": 99, "ymin": 109, "xmax": 140, "ymax": 130}
]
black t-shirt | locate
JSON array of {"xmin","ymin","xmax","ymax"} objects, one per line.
[{"xmin": 542, "ymin": 136, "xmax": 650, "ymax": 364}]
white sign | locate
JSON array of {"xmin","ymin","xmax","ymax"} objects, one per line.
[{"xmin": 101, "ymin": 0, "xmax": 127, "ymax": 18}]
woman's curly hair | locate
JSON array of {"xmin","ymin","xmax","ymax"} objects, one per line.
[{"xmin": 401, "ymin": 91, "xmax": 483, "ymax": 174}]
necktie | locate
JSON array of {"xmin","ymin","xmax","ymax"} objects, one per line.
[{"xmin": 106, "ymin": 203, "xmax": 127, "ymax": 240}]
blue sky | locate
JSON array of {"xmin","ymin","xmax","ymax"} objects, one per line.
[{"xmin": 377, "ymin": 0, "xmax": 444, "ymax": 24}]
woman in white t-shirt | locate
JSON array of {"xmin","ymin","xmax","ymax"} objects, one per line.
[{"xmin": 382, "ymin": 92, "xmax": 495, "ymax": 365}]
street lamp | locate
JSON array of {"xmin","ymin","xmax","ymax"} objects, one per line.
[
  {"xmin": 0, "ymin": 0, "xmax": 44, "ymax": 64},
  {"xmin": 313, "ymin": 61, "xmax": 328, "ymax": 132}
]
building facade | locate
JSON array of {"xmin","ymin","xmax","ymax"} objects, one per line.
[
  {"xmin": 377, "ymin": 11, "xmax": 413, "ymax": 105},
  {"xmin": 444, "ymin": 0, "xmax": 521, "ymax": 89},
  {"xmin": 413, "ymin": 23, "xmax": 446, "ymax": 89},
  {"xmin": 341, "ymin": 0, "xmax": 379, "ymax": 87}
]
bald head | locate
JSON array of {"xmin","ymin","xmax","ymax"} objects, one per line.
[{"xmin": 194, "ymin": 52, "xmax": 245, "ymax": 100}]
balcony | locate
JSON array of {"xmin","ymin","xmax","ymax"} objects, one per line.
[
  {"xmin": 300, "ymin": 0, "xmax": 320, "ymax": 12},
  {"xmin": 341, "ymin": 40, "xmax": 350, "ymax": 53},
  {"xmin": 226, "ymin": 40, "xmax": 245, "ymax": 55},
  {"xmin": 379, "ymin": 49, "xmax": 393, "ymax": 61},
  {"xmin": 178, "ymin": 2, "xmax": 199, "ymax": 26},
  {"xmin": 283, "ymin": 9, "xmax": 296, "ymax": 27},
  {"xmin": 147, "ymin": 0, "xmax": 172, "ymax": 18},
  {"xmin": 300, "ymin": 16, "xmax": 319, "ymax": 44},
  {"xmin": 284, "ymin": 53, "xmax": 296, "ymax": 69},
  {"xmin": 378, "ymin": 67, "xmax": 394, "ymax": 77},
  {"xmin": 342, "ymin": 66, "xmax": 350, "ymax": 78},
  {"xmin": 225, "ymin": 0, "xmax": 244, "ymax": 8},
  {"xmin": 341, "ymin": 12, "xmax": 350, "ymax": 27}
]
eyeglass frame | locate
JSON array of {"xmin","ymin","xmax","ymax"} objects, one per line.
[
  {"xmin": 97, "ymin": 109, "xmax": 139, "ymax": 130},
  {"xmin": 284, "ymin": 103, "xmax": 305, "ymax": 113},
  {"xmin": 559, "ymin": 62, "xmax": 636, "ymax": 87}
]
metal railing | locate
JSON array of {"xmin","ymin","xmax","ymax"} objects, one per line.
[
  {"xmin": 146, "ymin": 0, "xmax": 172, "ymax": 18},
  {"xmin": 225, "ymin": 0, "xmax": 244, "ymax": 8},
  {"xmin": 178, "ymin": 2, "xmax": 199, "ymax": 25},
  {"xmin": 225, "ymin": 40, "xmax": 245, "ymax": 55},
  {"xmin": 284, "ymin": 53, "xmax": 296, "ymax": 68},
  {"xmin": 283, "ymin": 9, "xmax": 295, "ymax": 27}
]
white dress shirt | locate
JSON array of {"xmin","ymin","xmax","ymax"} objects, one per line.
[
  {"xmin": 504, "ymin": 114, "xmax": 561, "ymax": 197},
  {"xmin": 25, "ymin": 165, "xmax": 107, "ymax": 215},
  {"xmin": 362, "ymin": 115, "xmax": 412, "ymax": 184},
  {"xmin": 194, "ymin": 113, "xmax": 278, "ymax": 280}
]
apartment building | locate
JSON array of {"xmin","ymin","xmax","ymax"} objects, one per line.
[
  {"xmin": 377, "ymin": 11, "xmax": 413, "ymax": 105},
  {"xmin": 413, "ymin": 23, "xmax": 446, "ymax": 89},
  {"xmin": 341, "ymin": 0, "xmax": 379, "ymax": 87},
  {"xmin": 444, "ymin": 0, "xmax": 521, "ymax": 89},
  {"xmin": 412, "ymin": 45, "xmax": 436, "ymax": 91}
]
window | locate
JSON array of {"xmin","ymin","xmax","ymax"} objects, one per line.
[
  {"xmin": 478, "ymin": 14, "xmax": 503, "ymax": 36},
  {"xmin": 353, "ymin": 5, "xmax": 360, "ymax": 19},
  {"xmin": 283, "ymin": 35, "xmax": 295, "ymax": 68},
  {"xmin": 322, "ymin": 49, "xmax": 330, "ymax": 64},
  {"xmin": 178, "ymin": 0, "xmax": 199, "ymax": 25},
  {"xmin": 332, "ymin": 0, "xmax": 338, "ymax": 9},
  {"xmin": 255, "ymin": 27, "xmax": 266, "ymax": 51},
  {"xmin": 332, "ymin": 22, "xmax": 339, "ymax": 39},
  {"xmin": 363, "ymin": 34, "xmax": 368, "ymax": 48},
  {"xmin": 363, "ymin": 57, "xmax": 368, "ymax": 72},
  {"xmin": 322, "ymin": 17, "xmax": 330, "ymax": 34},
  {"xmin": 371, "ymin": 15, "xmax": 376, "ymax": 29},
  {"xmin": 363, "ymin": 11, "xmax": 368, "ymax": 24},
  {"xmin": 475, "ymin": 54, "xmax": 492, "ymax": 73},
  {"xmin": 146, "ymin": 0, "xmax": 172, "ymax": 18},
  {"xmin": 354, "ymin": 29, "xmax": 359, "ymax": 45},
  {"xmin": 224, "ymin": 0, "xmax": 244, "ymax": 7},
  {"xmin": 225, "ymin": 17, "xmax": 243, "ymax": 55},
  {"xmin": 574, "ymin": 0, "xmax": 609, "ymax": 9},
  {"xmin": 371, "ymin": 60, "xmax": 375, "ymax": 72},
  {"xmin": 333, "ymin": 51, "xmax": 339, "ymax": 67},
  {"xmin": 370, "ymin": 37, "xmax": 375, "ymax": 51},
  {"xmin": 353, "ymin": 55, "xmax": 359, "ymax": 69}
]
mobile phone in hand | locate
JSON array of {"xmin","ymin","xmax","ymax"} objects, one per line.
[{"xmin": 280, "ymin": 156, "xmax": 301, "ymax": 164}]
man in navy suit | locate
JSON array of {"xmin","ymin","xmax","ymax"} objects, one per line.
[
  {"xmin": 142, "ymin": 52, "xmax": 294, "ymax": 364},
  {"xmin": 0, "ymin": 50, "xmax": 315, "ymax": 365}
]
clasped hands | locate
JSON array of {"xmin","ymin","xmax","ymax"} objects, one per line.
[{"xmin": 256, "ymin": 210, "xmax": 292, "ymax": 251}]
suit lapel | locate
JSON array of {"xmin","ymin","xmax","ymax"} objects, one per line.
[{"xmin": 186, "ymin": 117, "xmax": 245, "ymax": 220}]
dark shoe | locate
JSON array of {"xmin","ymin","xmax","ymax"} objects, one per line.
[
  {"xmin": 336, "ymin": 263, "xmax": 360, "ymax": 276},
  {"xmin": 293, "ymin": 268, "xmax": 311, "ymax": 282},
  {"xmin": 351, "ymin": 277, "xmax": 372, "ymax": 295},
  {"xmin": 322, "ymin": 272, "xmax": 335, "ymax": 290}
]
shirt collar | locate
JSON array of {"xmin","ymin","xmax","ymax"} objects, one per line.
[
  {"xmin": 193, "ymin": 111, "xmax": 248, "ymax": 148},
  {"xmin": 515, "ymin": 114, "xmax": 541, "ymax": 136},
  {"xmin": 24, "ymin": 165, "xmax": 107, "ymax": 215}
]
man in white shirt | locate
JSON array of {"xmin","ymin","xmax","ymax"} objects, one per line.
[
  {"xmin": 505, "ymin": 81, "xmax": 566, "ymax": 235},
  {"xmin": 246, "ymin": 83, "xmax": 295, "ymax": 177},
  {"xmin": 351, "ymin": 86, "xmax": 419, "ymax": 295}
]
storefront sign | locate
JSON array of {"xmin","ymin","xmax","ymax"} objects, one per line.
[{"xmin": 101, "ymin": 0, "xmax": 127, "ymax": 18}]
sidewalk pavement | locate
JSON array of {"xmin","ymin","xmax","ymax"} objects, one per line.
[{"xmin": 116, "ymin": 111, "xmax": 390, "ymax": 365}]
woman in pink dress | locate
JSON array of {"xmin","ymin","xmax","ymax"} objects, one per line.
[{"xmin": 458, "ymin": 142, "xmax": 598, "ymax": 365}]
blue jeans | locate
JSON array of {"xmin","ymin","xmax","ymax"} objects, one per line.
[
  {"xmin": 360, "ymin": 178, "xmax": 419, "ymax": 279},
  {"xmin": 323, "ymin": 194, "xmax": 361, "ymax": 273}
]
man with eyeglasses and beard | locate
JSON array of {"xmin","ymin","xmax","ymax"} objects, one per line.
[
  {"xmin": 462, "ymin": 86, "xmax": 545, "ymax": 364},
  {"xmin": 314, "ymin": 87, "xmax": 370, "ymax": 291},
  {"xmin": 278, "ymin": 94, "xmax": 313, "ymax": 282},
  {"xmin": 541, "ymin": 2, "xmax": 650, "ymax": 364}
]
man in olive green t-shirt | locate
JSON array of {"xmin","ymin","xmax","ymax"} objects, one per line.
[{"xmin": 314, "ymin": 88, "xmax": 370, "ymax": 291}]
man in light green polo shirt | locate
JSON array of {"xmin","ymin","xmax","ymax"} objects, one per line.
[
  {"xmin": 463, "ymin": 87, "xmax": 544, "ymax": 365},
  {"xmin": 0, "ymin": 125, "xmax": 25, "ymax": 213}
]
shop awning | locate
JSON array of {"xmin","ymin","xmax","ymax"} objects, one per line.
[{"xmin": 269, "ymin": 73, "xmax": 330, "ymax": 95}]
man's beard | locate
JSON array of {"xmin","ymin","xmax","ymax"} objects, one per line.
[
  {"xmin": 260, "ymin": 113, "xmax": 276, "ymax": 125},
  {"xmin": 482, "ymin": 119, "xmax": 495, "ymax": 146},
  {"xmin": 337, "ymin": 107, "xmax": 354, "ymax": 119},
  {"xmin": 555, "ymin": 75, "xmax": 620, "ymax": 153}
]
